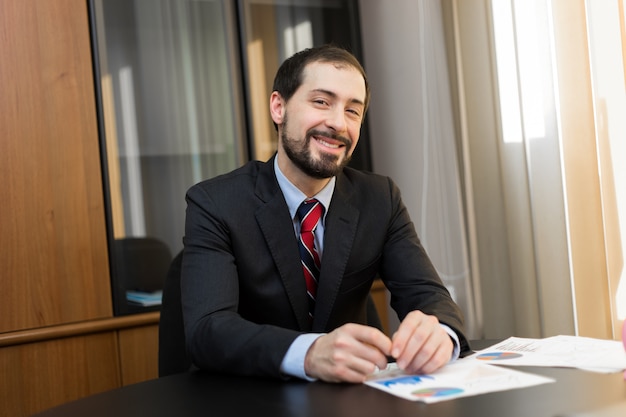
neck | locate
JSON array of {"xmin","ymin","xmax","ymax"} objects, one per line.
[{"xmin": 276, "ymin": 152, "xmax": 331, "ymax": 198}]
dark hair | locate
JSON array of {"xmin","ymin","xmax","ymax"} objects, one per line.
[{"xmin": 272, "ymin": 44, "xmax": 371, "ymax": 113}]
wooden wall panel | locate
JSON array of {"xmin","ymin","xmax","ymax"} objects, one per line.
[
  {"xmin": 0, "ymin": 0, "xmax": 112, "ymax": 332},
  {"xmin": 0, "ymin": 332, "xmax": 121, "ymax": 417},
  {"xmin": 118, "ymin": 324, "xmax": 159, "ymax": 386}
]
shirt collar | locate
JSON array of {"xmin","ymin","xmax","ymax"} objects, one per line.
[{"xmin": 274, "ymin": 156, "xmax": 335, "ymax": 221}]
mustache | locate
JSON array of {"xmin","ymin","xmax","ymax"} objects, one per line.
[{"xmin": 307, "ymin": 129, "xmax": 352, "ymax": 148}]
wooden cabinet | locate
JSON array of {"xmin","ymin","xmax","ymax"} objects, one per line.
[
  {"xmin": 118, "ymin": 324, "xmax": 160, "ymax": 385},
  {"xmin": 0, "ymin": 314, "xmax": 159, "ymax": 416},
  {"xmin": 0, "ymin": 333, "xmax": 121, "ymax": 417},
  {"xmin": 0, "ymin": 1, "xmax": 159, "ymax": 415},
  {"xmin": 0, "ymin": 0, "xmax": 111, "ymax": 333}
]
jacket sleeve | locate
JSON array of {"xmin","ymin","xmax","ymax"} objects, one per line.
[
  {"xmin": 181, "ymin": 182, "xmax": 301, "ymax": 378},
  {"xmin": 378, "ymin": 177, "xmax": 471, "ymax": 355}
]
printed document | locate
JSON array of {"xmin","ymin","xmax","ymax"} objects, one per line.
[
  {"xmin": 469, "ymin": 335, "xmax": 626, "ymax": 373},
  {"xmin": 365, "ymin": 359, "xmax": 554, "ymax": 403},
  {"xmin": 365, "ymin": 335, "xmax": 625, "ymax": 402}
]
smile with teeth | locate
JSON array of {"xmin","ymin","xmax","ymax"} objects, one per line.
[{"xmin": 315, "ymin": 137, "xmax": 342, "ymax": 149}]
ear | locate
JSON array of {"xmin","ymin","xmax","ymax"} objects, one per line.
[{"xmin": 269, "ymin": 91, "xmax": 285, "ymax": 126}]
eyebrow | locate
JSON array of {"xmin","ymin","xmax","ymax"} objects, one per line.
[{"xmin": 311, "ymin": 88, "xmax": 365, "ymax": 107}]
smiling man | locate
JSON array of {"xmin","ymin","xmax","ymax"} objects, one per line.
[
  {"xmin": 272, "ymin": 59, "xmax": 364, "ymax": 189},
  {"xmin": 181, "ymin": 45, "xmax": 470, "ymax": 383}
]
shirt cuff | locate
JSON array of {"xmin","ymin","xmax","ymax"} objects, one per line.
[
  {"xmin": 440, "ymin": 324, "xmax": 461, "ymax": 362},
  {"xmin": 280, "ymin": 333, "xmax": 324, "ymax": 381}
]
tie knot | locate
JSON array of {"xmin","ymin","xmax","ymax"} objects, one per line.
[{"xmin": 297, "ymin": 199, "xmax": 324, "ymax": 233}]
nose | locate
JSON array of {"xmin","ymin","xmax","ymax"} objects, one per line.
[{"xmin": 325, "ymin": 107, "xmax": 347, "ymax": 133}]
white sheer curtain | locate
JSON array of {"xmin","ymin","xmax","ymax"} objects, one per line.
[
  {"xmin": 359, "ymin": 0, "xmax": 480, "ymax": 338},
  {"xmin": 96, "ymin": 0, "xmax": 245, "ymax": 254}
]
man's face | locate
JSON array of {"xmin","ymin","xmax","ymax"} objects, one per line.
[{"xmin": 276, "ymin": 61, "xmax": 366, "ymax": 179}]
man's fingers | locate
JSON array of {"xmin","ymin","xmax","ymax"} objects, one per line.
[
  {"xmin": 304, "ymin": 324, "xmax": 392, "ymax": 382},
  {"xmin": 391, "ymin": 311, "xmax": 453, "ymax": 374},
  {"xmin": 391, "ymin": 310, "xmax": 432, "ymax": 359},
  {"xmin": 338, "ymin": 324, "xmax": 392, "ymax": 372}
]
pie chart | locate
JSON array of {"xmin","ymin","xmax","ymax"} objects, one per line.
[
  {"xmin": 476, "ymin": 351, "xmax": 523, "ymax": 360},
  {"xmin": 412, "ymin": 387, "xmax": 464, "ymax": 398}
]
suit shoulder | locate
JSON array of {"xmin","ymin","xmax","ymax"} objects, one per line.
[
  {"xmin": 188, "ymin": 160, "xmax": 266, "ymax": 194},
  {"xmin": 341, "ymin": 166, "xmax": 396, "ymax": 191}
]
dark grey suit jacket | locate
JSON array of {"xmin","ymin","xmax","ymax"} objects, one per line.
[{"xmin": 181, "ymin": 156, "xmax": 469, "ymax": 378}]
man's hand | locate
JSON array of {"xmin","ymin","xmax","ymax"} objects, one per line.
[
  {"xmin": 304, "ymin": 323, "xmax": 392, "ymax": 383},
  {"xmin": 391, "ymin": 310, "xmax": 453, "ymax": 375}
]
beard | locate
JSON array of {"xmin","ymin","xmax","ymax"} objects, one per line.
[{"xmin": 280, "ymin": 116, "xmax": 353, "ymax": 179}]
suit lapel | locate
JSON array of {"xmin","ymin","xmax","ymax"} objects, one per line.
[
  {"xmin": 254, "ymin": 160, "xmax": 361, "ymax": 332},
  {"xmin": 255, "ymin": 158, "xmax": 311, "ymax": 331},
  {"xmin": 312, "ymin": 175, "xmax": 359, "ymax": 331}
]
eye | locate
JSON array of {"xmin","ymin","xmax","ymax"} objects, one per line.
[
  {"xmin": 313, "ymin": 98, "xmax": 329, "ymax": 106},
  {"xmin": 346, "ymin": 108, "xmax": 362, "ymax": 119}
]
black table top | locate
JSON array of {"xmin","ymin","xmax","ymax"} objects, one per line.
[
  {"xmin": 33, "ymin": 368, "xmax": 626, "ymax": 417},
  {"xmin": 34, "ymin": 343, "xmax": 626, "ymax": 417}
]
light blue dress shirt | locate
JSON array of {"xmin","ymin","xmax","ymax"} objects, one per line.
[{"xmin": 273, "ymin": 158, "xmax": 459, "ymax": 380}]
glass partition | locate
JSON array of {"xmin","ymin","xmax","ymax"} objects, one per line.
[{"xmin": 91, "ymin": 0, "xmax": 247, "ymax": 314}]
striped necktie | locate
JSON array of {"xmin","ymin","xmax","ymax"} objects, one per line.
[{"xmin": 297, "ymin": 198, "xmax": 324, "ymax": 320}]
